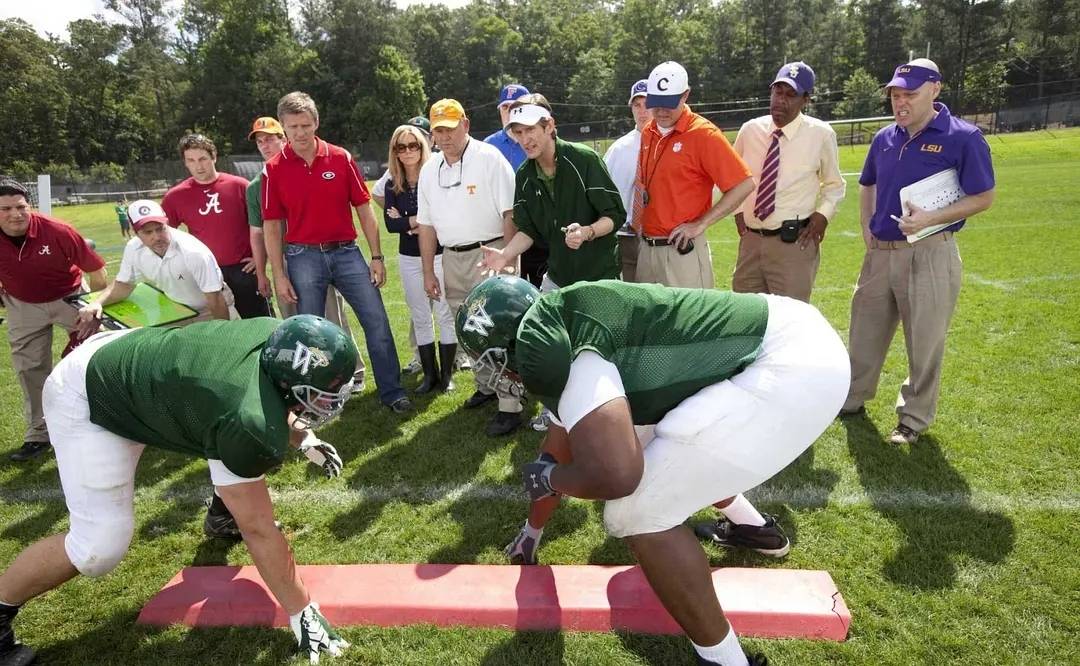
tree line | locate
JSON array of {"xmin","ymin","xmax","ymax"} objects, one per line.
[{"xmin": 1, "ymin": 0, "xmax": 1077, "ymax": 178}]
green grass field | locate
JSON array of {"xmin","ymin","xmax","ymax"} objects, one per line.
[{"xmin": 1, "ymin": 129, "xmax": 1078, "ymax": 665}]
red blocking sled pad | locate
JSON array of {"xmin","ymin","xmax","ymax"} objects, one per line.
[{"xmin": 137, "ymin": 564, "xmax": 851, "ymax": 640}]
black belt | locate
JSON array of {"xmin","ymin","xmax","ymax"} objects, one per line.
[
  {"xmin": 746, "ymin": 218, "xmax": 809, "ymax": 237},
  {"xmin": 447, "ymin": 237, "xmax": 501, "ymax": 252},
  {"xmin": 642, "ymin": 236, "xmax": 673, "ymax": 247},
  {"xmin": 290, "ymin": 240, "xmax": 354, "ymax": 251}
]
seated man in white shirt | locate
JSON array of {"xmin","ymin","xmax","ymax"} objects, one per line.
[{"xmin": 75, "ymin": 199, "xmax": 237, "ymax": 332}]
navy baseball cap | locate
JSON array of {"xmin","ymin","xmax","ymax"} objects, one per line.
[
  {"xmin": 497, "ymin": 83, "xmax": 530, "ymax": 107},
  {"xmin": 772, "ymin": 61, "xmax": 815, "ymax": 95},
  {"xmin": 627, "ymin": 79, "xmax": 648, "ymax": 104},
  {"xmin": 886, "ymin": 60, "xmax": 942, "ymax": 90}
]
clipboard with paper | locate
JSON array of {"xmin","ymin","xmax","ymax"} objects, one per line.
[{"xmin": 899, "ymin": 168, "xmax": 964, "ymax": 243}]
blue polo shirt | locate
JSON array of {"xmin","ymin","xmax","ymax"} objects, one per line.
[
  {"xmin": 483, "ymin": 129, "xmax": 527, "ymax": 170},
  {"xmin": 860, "ymin": 102, "xmax": 995, "ymax": 241}
]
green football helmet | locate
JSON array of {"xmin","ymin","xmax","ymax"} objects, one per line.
[
  {"xmin": 456, "ymin": 275, "xmax": 540, "ymax": 395},
  {"xmin": 260, "ymin": 315, "xmax": 360, "ymax": 429}
]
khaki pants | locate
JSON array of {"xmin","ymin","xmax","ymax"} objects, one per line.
[
  {"xmin": 617, "ymin": 234, "xmax": 639, "ymax": 283},
  {"xmin": 731, "ymin": 231, "xmax": 820, "ymax": 303},
  {"xmin": 633, "ymin": 237, "xmax": 714, "ymax": 288},
  {"xmin": 844, "ymin": 232, "xmax": 962, "ymax": 432},
  {"xmin": 442, "ymin": 240, "xmax": 522, "ymax": 413},
  {"xmin": 279, "ymin": 287, "xmax": 366, "ymax": 380},
  {"xmin": 3, "ymin": 292, "xmax": 79, "ymax": 443}
]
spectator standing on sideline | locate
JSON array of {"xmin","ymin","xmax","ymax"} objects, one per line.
[
  {"xmin": 162, "ymin": 134, "xmax": 270, "ymax": 318},
  {"xmin": 0, "ymin": 179, "xmax": 107, "ymax": 462},
  {"xmin": 604, "ymin": 79, "xmax": 650, "ymax": 282},
  {"xmin": 245, "ymin": 116, "xmax": 365, "ymax": 393},
  {"xmin": 115, "ymin": 199, "xmax": 132, "ymax": 239},
  {"xmin": 384, "ymin": 124, "xmax": 457, "ymax": 395},
  {"xmin": 417, "ymin": 98, "xmax": 521, "ymax": 436},
  {"xmin": 840, "ymin": 59, "xmax": 995, "ymax": 445},
  {"xmin": 731, "ymin": 61, "xmax": 845, "ymax": 302},
  {"xmin": 634, "ymin": 61, "xmax": 754, "ymax": 288},
  {"xmin": 484, "ymin": 83, "xmax": 549, "ymax": 290},
  {"xmin": 262, "ymin": 91, "xmax": 411, "ymax": 414}
]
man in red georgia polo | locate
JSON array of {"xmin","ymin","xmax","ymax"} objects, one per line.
[
  {"xmin": 0, "ymin": 179, "xmax": 106, "ymax": 461},
  {"xmin": 162, "ymin": 133, "xmax": 271, "ymax": 319},
  {"xmin": 262, "ymin": 91, "xmax": 410, "ymax": 413}
]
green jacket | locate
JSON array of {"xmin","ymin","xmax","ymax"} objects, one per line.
[{"xmin": 513, "ymin": 137, "xmax": 624, "ymax": 286}]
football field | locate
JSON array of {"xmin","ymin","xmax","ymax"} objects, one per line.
[{"xmin": 0, "ymin": 128, "xmax": 1077, "ymax": 665}]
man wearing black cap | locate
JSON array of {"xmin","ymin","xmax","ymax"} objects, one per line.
[
  {"xmin": 840, "ymin": 59, "xmax": 995, "ymax": 446},
  {"xmin": 731, "ymin": 61, "xmax": 846, "ymax": 302}
]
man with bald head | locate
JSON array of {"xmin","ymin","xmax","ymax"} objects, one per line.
[{"xmin": 839, "ymin": 59, "xmax": 995, "ymax": 445}]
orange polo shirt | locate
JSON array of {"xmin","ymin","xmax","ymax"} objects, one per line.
[{"xmin": 636, "ymin": 107, "xmax": 751, "ymax": 237}]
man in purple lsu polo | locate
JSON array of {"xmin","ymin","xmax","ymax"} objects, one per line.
[{"xmin": 839, "ymin": 59, "xmax": 995, "ymax": 445}]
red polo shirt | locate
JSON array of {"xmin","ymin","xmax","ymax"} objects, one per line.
[
  {"xmin": 0, "ymin": 213, "xmax": 105, "ymax": 303},
  {"xmin": 162, "ymin": 173, "xmax": 252, "ymax": 266},
  {"xmin": 262, "ymin": 137, "xmax": 370, "ymax": 244}
]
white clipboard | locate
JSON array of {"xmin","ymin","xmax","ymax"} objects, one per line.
[{"xmin": 899, "ymin": 168, "xmax": 964, "ymax": 243}]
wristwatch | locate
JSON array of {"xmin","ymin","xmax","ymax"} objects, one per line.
[{"xmin": 371, "ymin": 255, "xmax": 384, "ymax": 261}]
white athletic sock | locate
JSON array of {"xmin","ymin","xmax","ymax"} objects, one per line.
[
  {"xmin": 692, "ymin": 628, "xmax": 749, "ymax": 666},
  {"xmin": 523, "ymin": 520, "xmax": 543, "ymax": 540},
  {"xmin": 718, "ymin": 494, "xmax": 766, "ymax": 527}
]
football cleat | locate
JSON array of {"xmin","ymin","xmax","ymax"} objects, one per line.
[
  {"xmin": 0, "ymin": 604, "xmax": 35, "ymax": 666},
  {"xmin": 694, "ymin": 514, "xmax": 791, "ymax": 558}
]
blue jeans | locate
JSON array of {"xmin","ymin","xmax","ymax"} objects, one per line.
[{"xmin": 285, "ymin": 242, "xmax": 404, "ymax": 405}]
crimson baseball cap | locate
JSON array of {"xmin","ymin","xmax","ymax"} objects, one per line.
[
  {"xmin": 128, "ymin": 199, "xmax": 169, "ymax": 230},
  {"xmin": 886, "ymin": 60, "xmax": 942, "ymax": 90}
]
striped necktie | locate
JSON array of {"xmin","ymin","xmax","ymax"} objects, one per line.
[
  {"xmin": 629, "ymin": 158, "xmax": 645, "ymax": 234},
  {"xmin": 753, "ymin": 128, "xmax": 784, "ymax": 222}
]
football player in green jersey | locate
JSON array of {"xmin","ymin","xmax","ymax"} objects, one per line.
[
  {"xmin": 0, "ymin": 316, "xmax": 356, "ymax": 665},
  {"xmin": 457, "ymin": 276, "xmax": 850, "ymax": 666}
]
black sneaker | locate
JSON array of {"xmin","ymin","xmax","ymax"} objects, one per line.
[
  {"xmin": 486, "ymin": 411, "xmax": 522, "ymax": 437},
  {"xmin": 8, "ymin": 442, "xmax": 50, "ymax": 462},
  {"xmin": 387, "ymin": 397, "xmax": 414, "ymax": 414},
  {"xmin": 0, "ymin": 605, "xmax": 36, "ymax": 666},
  {"xmin": 694, "ymin": 514, "xmax": 790, "ymax": 557},
  {"xmin": 203, "ymin": 500, "xmax": 282, "ymax": 540}
]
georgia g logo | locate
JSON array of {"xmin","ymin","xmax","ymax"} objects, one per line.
[{"xmin": 461, "ymin": 300, "xmax": 495, "ymax": 337}]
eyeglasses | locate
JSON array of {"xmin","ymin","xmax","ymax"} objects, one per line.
[
  {"xmin": 395, "ymin": 142, "xmax": 422, "ymax": 154},
  {"xmin": 438, "ymin": 157, "xmax": 463, "ymax": 188}
]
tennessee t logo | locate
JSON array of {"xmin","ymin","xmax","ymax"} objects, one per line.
[{"xmin": 198, "ymin": 192, "xmax": 222, "ymax": 215}]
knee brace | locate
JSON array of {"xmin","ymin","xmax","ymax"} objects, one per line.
[{"xmin": 65, "ymin": 520, "xmax": 134, "ymax": 578}]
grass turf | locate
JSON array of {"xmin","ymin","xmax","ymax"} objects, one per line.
[{"xmin": 0, "ymin": 128, "xmax": 1077, "ymax": 665}]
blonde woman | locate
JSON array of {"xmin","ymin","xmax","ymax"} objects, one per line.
[{"xmin": 384, "ymin": 124, "xmax": 457, "ymax": 393}]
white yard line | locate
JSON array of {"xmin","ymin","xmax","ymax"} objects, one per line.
[{"xmin": 1, "ymin": 483, "xmax": 1076, "ymax": 512}]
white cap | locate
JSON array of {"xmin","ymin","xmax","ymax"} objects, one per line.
[
  {"xmin": 646, "ymin": 61, "xmax": 689, "ymax": 109},
  {"xmin": 127, "ymin": 199, "xmax": 169, "ymax": 230},
  {"xmin": 505, "ymin": 103, "xmax": 552, "ymax": 129}
]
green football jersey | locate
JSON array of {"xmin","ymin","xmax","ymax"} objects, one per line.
[
  {"xmin": 85, "ymin": 318, "xmax": 290, "ymax": 478},
  {"xmin": 515, "ymin": 281, "xmax": 769, "ymax": 425}
]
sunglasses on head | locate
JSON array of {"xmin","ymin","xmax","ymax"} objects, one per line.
[{"xmin": 395, "ymin": 142, "xmax": 422, "ymax": 154}]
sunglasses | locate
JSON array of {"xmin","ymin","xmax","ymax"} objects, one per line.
[{"xmin": 395, "ymin": 142, "xmax": 422, "ymax": 154}]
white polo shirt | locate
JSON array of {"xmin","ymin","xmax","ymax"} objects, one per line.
[
  {"xmin": 733, "ymin": 113, "xmax": 846, "ymax": 230},
  {"xmin": 116, "ymin": 227, "xmax": 226, "ymax": 313},
  {"xmin": 603, "ymin": 128, "xmax": 642, "ymax": 230},
  {"xmin": 417, "ymin": 138, "xmax": 515, "ymax": 248}
]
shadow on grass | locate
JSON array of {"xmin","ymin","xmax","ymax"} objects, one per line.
[{"xmin": 843, "ymin": 412, "xmax": 1016, "ymax": 590}]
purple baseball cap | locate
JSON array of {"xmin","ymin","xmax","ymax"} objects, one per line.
[
  {"xmin": 497, "ymin": 83, "xmax": 530, "ymax": 107},
  {"xmin": 772, "ymin": 61, "xmax": 815, "ymax": 95},
  {"xmin": 627, "ymin": 79, "xmax": 648, "ymax": 104},
  {"xmin": 886, "ymin": 60, "xmax": 942, "ymax": 90}
]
